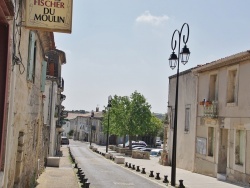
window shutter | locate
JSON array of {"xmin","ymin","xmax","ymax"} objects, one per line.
[
  {"xmin": 27, "ymin": 31, "xmax": 35, "ymax": 81},
  {"xmin": 41, "ymin": 61, "xmax": 47, "ymax": 92}
]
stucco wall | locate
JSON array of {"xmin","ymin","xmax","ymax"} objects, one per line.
[
  {"xmin": 168, "ymin": 70, "xmax": 197, "ymax": 171},
  {"xmin": 195, "ymin": 157, "xmax": 216, "ymax": 177},
  {"xmin": 4, "ymin": 27, "xmax": 47, "ymax": 187},
  {"xmin": 195, "ymin": 58, "xmax": 250, "ymax": 185}
]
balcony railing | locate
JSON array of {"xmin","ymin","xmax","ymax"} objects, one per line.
[{"xmin": 203, "ymin": 101, "xmax": 218, "ymax": 118}]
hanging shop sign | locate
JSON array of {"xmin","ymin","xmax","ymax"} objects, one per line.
[{"xmin": 25, "ymin": 0, "xmax": 73, "ymax": 33}]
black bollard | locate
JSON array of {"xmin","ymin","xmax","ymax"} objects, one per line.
[
  {"xmin": 178, "ymin": 180, "xmax": 185, "ymax": 188},
  {"xmin": 77, "ymin": 168, "xmax": 82, "ymax": 176},
  {"xmin": 74, "ymin": 163, "xmax": 78, "ymax": 168},
  {"xmin": 163, "ymin": 175, "xmax": 169, "ymax": 184},
  {"xmin": 83, "ymin": 178, "xmax": 88, "ymax": 187},
  {"xmin": 149, "ymin": 171, "xmax": 154, "ymax": 177},
  {"xmin": 128, "ymin": 163, "xmax": 131, "ymax": 168},
  {"xmin": 155, "ymin": 173, "xmax": 161, "ymax": 180},
  {"xmin": 80, "ymin": 174, "xmax": 85, "ymax": 183},
  {"xmin": 125, "ymin": 162, "xmax": 128, "ymax": 167},
  {"xmin": 141, "ymin": 168, "xmax": 146, "ymax": 174},
  {"xmin": 85, "ymin": 182, "xmax": 90, "ymax": 188},
  {"xmin": 136, "ymin": 166, "xmax": 140, "ymax": 172},
  {"xmin": 132, "ymin": 165, "xmax": 135, "ymax": 170}
]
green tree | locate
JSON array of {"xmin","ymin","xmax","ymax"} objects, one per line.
[
  {"xmin": 158, "ymin": 113, "xmax": 169, "ymax": 140},
  {"xmin": 127, "ymin": 91, "xmax": 152, "ymax": 149},
  {"xmin": 103, "ymin": 91, "xmax": 152, "ymax": 149},
  {"xmin": 102, "ymin": 95, "xmax": 130, "ymax": 146},
  {"xmin": 148, "ymin": 115, "xmax": 163, "ymax": 136}
]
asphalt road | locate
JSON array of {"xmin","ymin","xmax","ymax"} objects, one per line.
[{"xmin": 70, "ymin": 140, "xmax": 164, "ymax": 188}]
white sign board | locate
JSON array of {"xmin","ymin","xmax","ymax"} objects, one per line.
[{"xmin": 25, "ymin": 0, "xmax": 73, "ymax": 33}]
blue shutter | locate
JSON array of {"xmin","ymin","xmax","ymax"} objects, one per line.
[
  {"xmin": 27, "ymin": 31, "xmax": 35, "ymax": 81},
  {"xmin": 40, "ymin": 61, "xmax": 47, "ymax": 92}
]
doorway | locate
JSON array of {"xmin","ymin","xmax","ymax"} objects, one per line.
[
  {"xmin": 0, "ymin": 21, "xmax": 9, "ymax": 170},
  {"xmin": 217, "ymin": 129, "xmax": 228, "ymax": 174}
]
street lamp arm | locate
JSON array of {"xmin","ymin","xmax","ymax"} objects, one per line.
[
  {"xmin": 170, "ymin": 29, "xmax": 179, "ymax": 51},
  {"xmin": 180, "ymin": 23, "xmax": 189, "ymax": 45},
  {"xmin": 171, "ymin": 23, "xmax": 190, "ymax": 53}
]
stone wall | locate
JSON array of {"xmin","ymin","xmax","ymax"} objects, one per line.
[{"xmin": 4, "ymin": 23, "xmax": 52, "ymax": 188}]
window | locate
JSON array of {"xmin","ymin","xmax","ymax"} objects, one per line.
[
  {"xmin": 227, "ymin": 69, "xmax": 238, "ymax": 103},
  {"xmin": 235, "ymin": 130, "xmax": 245, "ymax": 165},
  {"xmin": 40, "ymin": 61, "xmax": 47, "ymax": 92},
  {"xmin": 27, "ymin": 31, "xmax": 37, "ymax": 83},
  {"xmin": 171, "ymin": 109, "xmax": 175, "ymax": 129},
  {"xmin": 209, "ymin": 74, "xmax": 218, "ymax": 101},
  {"xmin": 184, "ymin": 105, "xmax": 190, "ymax": 132},
  {"xmin": 208, "ymin": 127, "xmax": 214, "ymax": 156}
]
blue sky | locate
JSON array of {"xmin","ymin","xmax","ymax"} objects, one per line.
[{"xmin": 55, "ymin": 0, "xmax": 250, "ymax": 113}]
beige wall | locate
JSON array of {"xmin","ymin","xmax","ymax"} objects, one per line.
[
  {"xmin": 168, "ymin": 70, "xmax": 197, "ymax": 171},
  {"xmin": 195, "ymin": 58, "xmax": 250, "ymax": 185}
]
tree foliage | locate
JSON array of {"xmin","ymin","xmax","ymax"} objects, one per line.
[{"xmin": 102, "ymin": 91, "xmax": 162, "ymax": 149}]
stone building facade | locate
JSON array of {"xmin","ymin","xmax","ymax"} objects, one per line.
[
  {"xmin": 167, "ymin": 51, "xmax": 250, "ymax": 186},
  {"xmin": 0, "ymin": 0, "xmax": 67, "ymax": 187},
  {"xmin": 68, "ymin": 109, "xmax": 106, "ymax": 145},
  {"xmin": 193, "ymin": 51, "xmax": 250, "ymax": 185},
  {"xmin": 167, "ymin": 68, "xmax": 197, "ymax": 171}
]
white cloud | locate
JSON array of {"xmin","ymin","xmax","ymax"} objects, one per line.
[{"xmin": 136, "ymin": 11, "xmax": 169, "ymax": 26}]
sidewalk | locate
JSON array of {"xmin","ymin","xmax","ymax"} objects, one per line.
[
  {"xmin": 36, "ymin": 146, "xmax": 79, "ymax": 188},
  {"xmin": 93, "ymin": 144, "xmax": 248, "ymax": 188},
  {"xmin": 35, "ymin": 143, "xmax": 248, "ymax": 188}
]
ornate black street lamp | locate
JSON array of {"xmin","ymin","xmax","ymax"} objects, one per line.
[
  {"xmin": 106, "ymin": 96, "xmax": 112, "ymax": 153},
  {"xmin": 90, "ymin": 110, "xmax": 94, "ymax": 146},
  {"xmin": 169, "ymin": 23, "xmax": 190, "ymax": 186}
]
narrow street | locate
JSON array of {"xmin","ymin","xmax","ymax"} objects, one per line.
[{"xmin": 70, "ymin": 140, "xmax": 164, "ymax": 188}]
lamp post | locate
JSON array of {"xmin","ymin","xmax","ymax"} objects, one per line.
[
  {"xmin": 90, "ymin": 110, "xmax": 94, "ymax": 146},
  {"xmin": 106, "ymin": 96, "xmax": 112, "ymax": 153},
  {"xmin": 169, "ymin": 23, "xmax": 190, "ymax": 186}
]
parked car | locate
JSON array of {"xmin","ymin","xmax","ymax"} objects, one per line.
[
  {"xmin": 61, "ymin": 136, "xmax": 69, "ymax": 145},
  {"xmin": 150, "ymin": 149, "xmax": 163, "ymax": 157},
  {"xmin": 138, "ymin": 141, "xmax": 147, "ymax": 146},
  {"xmin": 119, "ymin": 140, "xmax": 147, "ymax": 147},
  {"xmin": 132, "ymin": 146, "xmax": 146, "ymax": 150},
  {"xmin": 132, "ymin": 144, "xmax": 146, "ymax": 148},
  {"xmin": 140, "ymin": 148, "xmax": 152, "ymax": 152},
  {"xmin": 155, "ymin": 140, "xmax": 162, "ymax": 147}
]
